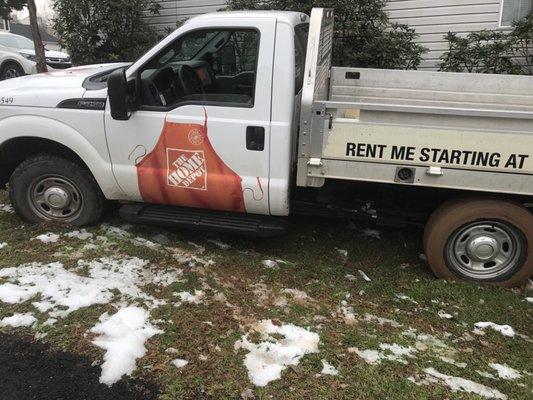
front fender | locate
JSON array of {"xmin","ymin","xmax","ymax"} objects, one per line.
[{"xmin": 0, "ymin": 113, "xmax": 125, "ymax": 199}]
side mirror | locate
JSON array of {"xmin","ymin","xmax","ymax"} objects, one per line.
[{"xmin": 108, "ymin": 68, "xmax": 133, "ymax": 121}]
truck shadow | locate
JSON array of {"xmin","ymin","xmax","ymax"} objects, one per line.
[{"xmin": 0, "ymin": 332, "xmax": 159, "ymax": 400}]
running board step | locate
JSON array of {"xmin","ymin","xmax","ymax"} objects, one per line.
[{"xmin": 119, "ymin": 204, "xmax": 288, "ymax": 237}]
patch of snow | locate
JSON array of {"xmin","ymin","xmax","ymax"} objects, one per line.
[
  {"xmin": 349, "ymin": 343, "xmax": 416, "ymax": 365},
  {"xmin": 234, "ymin": 320, "xmax": 320, "ymax": 387},
  {"xmin": 131, "ymin": 237, "xmax": 160, "ymax": 249},
  {"xmin": 345, "ymin": 274, "xmax": 356, "ymax": 282},
  {"xmin": 64, "ymin": 229, "xmax": 94, "ymax": 240},
  {"xmin": 419, "ymin": 253, "xmax": 427, "ymax": 261},
  {"xmin": 83, "ymin": 243, "xmax": 99, "ymax": 251},
  {"xmin": 0, "ymin": 204, "xmax": 14, "ymax": 213},
  {"xmin": 414, "ymin": 368, "xmax": 508, "ymax": 400},
  {"xmin": 336, "ymin": 248, "xmax": 348, "ymax": 258},
  {"xmin": 151, "ymin": 270, "xmax": 183, "ymax": 287},
  {"xmin": 101, "ymin": 224, "xmax": 132, "ymax": 238},
  {"xmin": 0, "ymin": 258, "xmax": 168, "ymax": 318},
  {"xmin": 0, "ymin": 313, "xmax": 37, "ymax": 328},
  {"xmin": 0, "ymin": 242, "xmax": 7, "ymax": 249},
  {"xmin": 438, "ymin": 310, "xmax": 453, "ymax": 319},
  {"xmin": 213, "ymin": 292, "xmax": 227, "ymax": 302},
  {"xmin": 261, "ymin": 260, "xmax": 279, "ymax": 269},
  {"xmin": 207, "ymin": 239, "xmax": 230, "ymax": 249},
  {"xmin": 358, "ymin": 270, "xmax": 371, "ymax": 282},
  {"xmin": 32, "ymin": 233, "xmax": 60, "ymax": 243},
  {"xmin": 474, "ymin": 322, "xmax": 515, "ymax": 338},
  {"xmin": 396, "ymin": 294, "xmax": 418, "ymax": 304},
  {"xmin": 320, "ymin": 360, "xmax": 339, "ymax": 376},
  {"xmin": 363, "ymin": 313, "xmax": 402, "ymax": 328},
  {"xmin": 174, "ymin": 290, "xmax": 205, "ymax": 305},
  {"xmin": 339, "ymin": 301, "xmax": 357, "ymax": 325},
  {"xmin": 440, "ymin": 356, "xmax": 467, "ymax": 368},
  {"xmin": 91, "ymin": 307, "xmax": 162, "ymax": 386},
  {"xmin": 359, "ymin": 229, "xmax": 381, "ymax": 240},
  {"xmin": 402, "ymin": 329, "xmax": 451, "ymax": 356},
  {"xmin": 165, "ymin": 347, "xmax": 179, "ymax": 354},
  {"xmin": 489, "ymin": 363, "xmax": 522, "ymax": 380},
  {"xmin": 281, "ymin": 289, "xmax": 310, "ymax": 304},
  {"xmin": 171, "ymin": 359, "xmax": 188, "ymax": 369},
  {"xmin": 526, "ymin": 297, "xmax": 533, "ymax": 304}
]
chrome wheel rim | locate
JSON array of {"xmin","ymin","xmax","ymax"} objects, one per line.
[
  {"xmin": 28, "ymin": 176, "xmax": 83, "ymax": 222},
  {"xmin": 446, "ymin": 221, "xmax": 523, "ymax": 280},
  {"xmin": 4, "ymin": 68, "xmax": 21, "ymax": 79}
]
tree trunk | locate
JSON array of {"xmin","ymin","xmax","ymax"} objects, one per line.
[{"xmin": 27, "ymin": 0, "xmax": 47, "ymax": 73}]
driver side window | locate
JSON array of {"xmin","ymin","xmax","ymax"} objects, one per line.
[{"xmin": 139, "ymin": 28, "xmax": 260, "ymax": 109}]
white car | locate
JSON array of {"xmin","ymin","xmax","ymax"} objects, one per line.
[{"xmin": 0, "ymin": 32, "xmax": 72, "ymax": 80}]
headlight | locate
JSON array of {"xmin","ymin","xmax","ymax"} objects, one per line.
[{"xmin": 20, "ymin": 53, "xmax": 37, "ymax": 62}]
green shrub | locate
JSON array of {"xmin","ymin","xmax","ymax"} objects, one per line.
[
  {"xmin": 439, "ymin": 12, "xmax": 533, "ymax": 75},
  {"xmin": 52, "ymin": 0, "xmax": 161, "ymax": 65},
  {"xmin": 226, "ymin": 0, "xmax": 428, "ymax": 69}
]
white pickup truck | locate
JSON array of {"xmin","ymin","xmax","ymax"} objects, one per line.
[{"xmin": 0, "ymin": 8, "xmax": 531, "ymax": 286}]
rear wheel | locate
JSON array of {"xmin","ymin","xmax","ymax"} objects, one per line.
[
  {"xmin": 0, "ymin": 62, "xmax": 25, "ymax": 80},
  {"xmin": 9, "ymin": 155, "xmax": 104, "ymax": 226},
  {"xmin": 424, "ymin": 197, "xmax": 532, "ymax": 287}
]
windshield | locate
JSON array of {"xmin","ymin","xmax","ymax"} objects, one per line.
[{"xmin": 0, "ymin": 34, "xmax": 35, "ymax": 50}]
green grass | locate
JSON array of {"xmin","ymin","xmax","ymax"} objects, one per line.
[{"xmin": 0, "ymin": 192, "xmax": 531, "ymax": 400}]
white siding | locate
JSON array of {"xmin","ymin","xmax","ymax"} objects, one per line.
[
  {"xmin": 147, "ymin": 0, "xmax": 228, "ymax": 32},
  {"xmin": 386, "ymin": 0, "xmax": 503, "ymax": 69},
  {"xmin": 149, "ymin": 0, "xmax": 514, "ymax": 69}
]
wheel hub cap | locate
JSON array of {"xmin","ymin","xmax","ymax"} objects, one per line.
[
  {"xmin": 43, "ymin": 187, "xmax": 71, "ymax": 209},
  {"xmin": 467, "ymin": 236, "xmax": 499, "ymax": 261}
]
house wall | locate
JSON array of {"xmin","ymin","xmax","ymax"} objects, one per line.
[
  {"xmin": 147, "ymin": 0, "xmax": 508, "ymax": 69},
  {"xmin": 386, "ymin": 0, "xmax": 503, "ymax": 69},
  {"xmin": 147, "ymin": 0, "xmax": 228, "ymax": 32}
]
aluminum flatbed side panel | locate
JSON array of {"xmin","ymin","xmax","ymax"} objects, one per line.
[{"xmin": 297, "ymin": 9, "xmax": 533, "ymax": 197}]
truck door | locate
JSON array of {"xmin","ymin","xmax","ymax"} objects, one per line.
[{"xmin": 104, "ymin": 18, "xmax": 276, "ymax": 215}]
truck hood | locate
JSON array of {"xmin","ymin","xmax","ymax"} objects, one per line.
[
  {"xmin": 19, "ymin": 48, "xmax": 70, "ymax": 60},
  {"xmin": 0, "ymin": 63, "xmax": 129, "ymax": 108}
]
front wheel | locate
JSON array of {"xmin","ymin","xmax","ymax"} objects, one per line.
[
  {"xmin": 9, "ymin": 155, "xmax": 104, "ymax": 226},
  {"xmin": 0, "ymin": 62, "xmax": 25, "ymax": 80},
  {"xmin": 424, "ymin": 197, "xmax": 533, "ymax": 287}
]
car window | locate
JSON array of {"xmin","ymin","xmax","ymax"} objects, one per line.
[
  {"xmin": 0, "ymin": 35, "xmax": 35, "ymax": 50},
  {"xmin": 294, "ymin": 24, "xmax": 309, "ymax": 95},
  {"xmin": 139, "ymin": 28, "xmax": 260, "ymax": 109}
]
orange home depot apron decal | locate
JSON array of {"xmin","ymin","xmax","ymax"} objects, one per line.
[{"xmin": 135, "ymin": 110, "xmax": 246, "ymax": 212}]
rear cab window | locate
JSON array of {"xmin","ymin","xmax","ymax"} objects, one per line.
[{"xmin": 294, "ymin": 24, "xmax": 309, "ymax": 95}]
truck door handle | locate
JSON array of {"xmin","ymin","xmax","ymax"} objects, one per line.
[{"xmin": 246, "ymin": 126, "xmax": 265, "ymax": 151}]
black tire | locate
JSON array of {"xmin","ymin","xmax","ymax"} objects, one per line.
[
  {"xmin": 9, "ymin": 155, "xmax": 104, "ymax": 226},
  {"xmin": 0, "ymin": 62, "xmax": 25, "ymax": 80}
]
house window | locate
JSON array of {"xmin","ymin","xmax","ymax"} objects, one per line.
[
  {"xmin": 1, "ymin": 19, "xmax": 9, "ymax": 31},
  {"xmin": 500, "ymin": 0, "xmax": 532, "ymax": 27}
]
